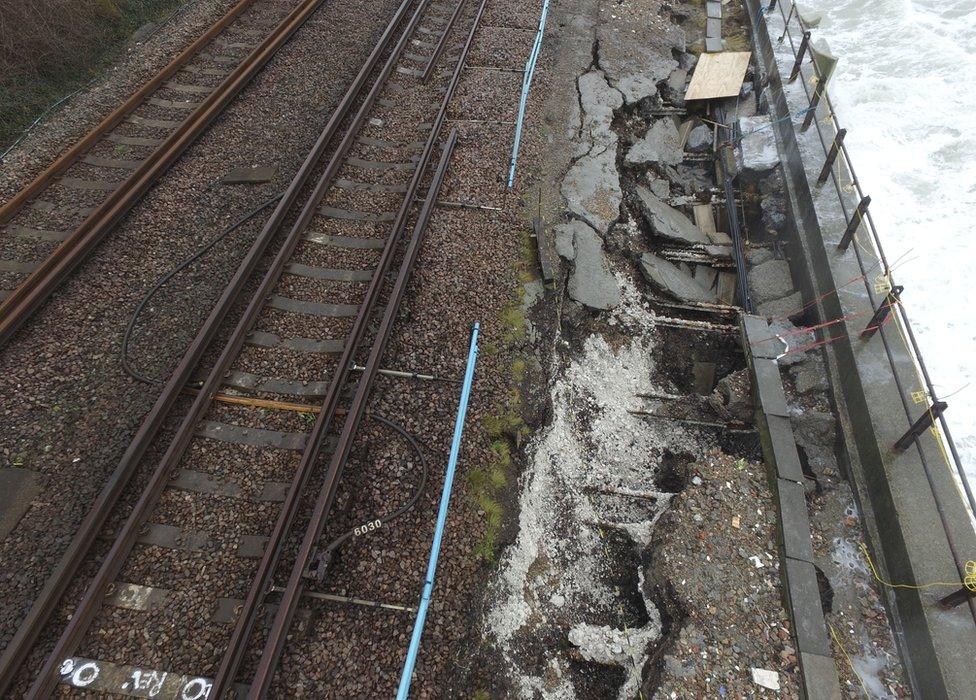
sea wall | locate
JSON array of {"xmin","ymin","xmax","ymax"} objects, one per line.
[{"xmin": 742, "ymin": 1, "xmax": 976, "ymax": 695}]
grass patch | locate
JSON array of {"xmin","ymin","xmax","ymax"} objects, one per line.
[
  {"xmin": 468, "ymin": 440, "xmax": 512, "ymax": 562},
  {"xmin": 498, "ymin": 303, "xmax": 527, "ymax": 345},
  {"xmin": 1, "ymin": 0, "xmax": 189, "ymax": 149}
]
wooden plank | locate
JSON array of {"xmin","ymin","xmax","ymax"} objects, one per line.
[
  {"xmin": 678, "ymin": 120, "xmax": 695, "ymax": 150},
  {"xmin": 533, "ymin": 218, "xmax": 554, "ymax": 283},
  {"xmin": 694, "ymin": 204, "xmax": 733, "ymax": 245},
  {"xmin": 685, "ymin": 51, "xmax": 751, "ymax": 101},
  {"xmin": 693, "ymin": 204, "xmax": 717, "ymax": 236},
  {"xmin": 717, "ymin": 271, "xmax": 737, "ymax": 304}
]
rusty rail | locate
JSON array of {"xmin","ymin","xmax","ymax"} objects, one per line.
[
  {"xmin": 247, "ymin": 0, "xmax": 487, "ymax": 693},
  {"xmin": 0, "ymin": 1, "xmax": 411, "ymax": 691},
  {"xmin": 0, "ymin": 0, "xmax": 327, "ymax": 346}
]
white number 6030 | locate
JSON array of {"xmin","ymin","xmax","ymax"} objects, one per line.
[{"xmin": 353, "ymin": 519, "xmax": 382, "ymax": 536}]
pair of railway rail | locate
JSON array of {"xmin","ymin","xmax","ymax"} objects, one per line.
[{"xmin": 0, "ymin": 0, "xmax": 495, "ymax": 695}]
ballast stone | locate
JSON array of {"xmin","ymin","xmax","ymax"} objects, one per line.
[
  {"xmin": 634, "ymin": 186, "xmax": 711, "ymax": 244},
  {"xmin": 639, "ymin": 253, "xmax": 717, "ymax": 303},
  {"xmin": 626, "ymin": 119, "xmax": 683, "ymax": 166}
]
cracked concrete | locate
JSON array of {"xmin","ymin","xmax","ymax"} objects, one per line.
[
  {"xmin": 633, "ymin": 185, "xmax": 712, "ymax": 245},
  {"xmin": 625, "ymin": 119, "xmax": 683, "ymax": 166},
  {"xmin": 557, "ymin": 221, "xmax": 621, "ymax": 310}
]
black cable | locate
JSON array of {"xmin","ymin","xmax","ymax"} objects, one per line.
[
  {"xmin": 310, "ymin": 414, "xmax": 429, "ymax": 583},
  {"xmin": 120, "ymin": 192, "xmax": 284, "ymax": 384}
]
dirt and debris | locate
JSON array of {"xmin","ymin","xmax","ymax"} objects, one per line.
[{"xmin": 646, "ymin": 449, "xmax": 801, "ymax": 698}]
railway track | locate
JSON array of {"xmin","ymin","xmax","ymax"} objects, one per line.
[
  {"xmin": 3, "ymin": 0, "xmax": 492, "ymax": 695},
  {"xmin": 0, "ymin": 0, "xmax": 331, "ymax": 347}
]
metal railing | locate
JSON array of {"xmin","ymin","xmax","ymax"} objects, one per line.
[{"xmin": 755, "ymin": 0, "xmax": 975, "ymax": 617}]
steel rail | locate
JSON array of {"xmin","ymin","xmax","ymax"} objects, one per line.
[
  {"xmin": 0, "ymin": 0, "xmax": 328, "ymax": 347},
  {"xmin": 249, "ymin": 125, "xmax": 459, "ymax": 700},
  {"xmin": 421, "ymin": 0, "xmax": 466, "ymax": 82},
  {"xmin": 247, "ymin": 3, "xmax": 486, "ymax": 694},
  {"xmin": 207, "ymin": 0, "xmax": 438, "ymax": 693},
  {"xmin": 0, "ymin": 0, "xmax": 257, "ymax": 225},
  {"xmin": 6, "ymin": 5, "xmax": 412, "ymax": 694}
]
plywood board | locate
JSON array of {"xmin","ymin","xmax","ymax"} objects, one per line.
[{"xmin": 685, "ymin": 51, "xmax": 751, "ymax": 101}]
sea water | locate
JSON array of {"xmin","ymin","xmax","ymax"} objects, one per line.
[{"xmin": 798, "ymin": 0, "xmax": 976, "ymax": 487}]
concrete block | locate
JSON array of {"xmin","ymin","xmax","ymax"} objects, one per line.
[
  {"xmin": 639, "ymin": 253, "xmax": 717, "ymax": 303},
  {"xmin": 753, "ymin": 358, "xmax": 789, "ymax": 417},
  {"xmin": 705, "ymin": 37, "xmax": 724, "ymax": 53},
  {"xmin": 767, "ymin": 414, "xmax": 805, "ymax": 482},
  {"xmin": 748, "ymin": 258, "xmax": 796, "ymax": 304},
  {"xmin": 798, "ymin": 652, "xmax": 842, "ymax": 700},
  {"xmin": 626, "ymin": 119, "xmax": 683, "ymax": 166},
  {"xmin": 741, "ymin": 314, "xmax": 783, "ymax": 359},
  {"xmin": 706, "ymin": 1, "xmax": 722, "ymax": 19},
  {"xmin": 783, "ymin": 557, "xmax": 831, "ymax": 657},
  {"xmin": 706, "ymin": 17, "xmax": 722, "ymax": 38},
  {"xmin": 758, "ymin": 290, "xmax": 805, "ymax": 321},
  {"xmin": 777, "ymin": 478, "xmax": 815, "ymax": 562},
  {"xmin": 634, "ymin": 186, "xmax": 711, "ymax": 245}
]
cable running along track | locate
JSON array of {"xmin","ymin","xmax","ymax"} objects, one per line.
[{"xmin": 15, "ymin": 0, "xmax": 486, "ymax": 695}]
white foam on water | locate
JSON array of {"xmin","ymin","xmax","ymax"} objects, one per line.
[{"xmin": 798, "ymin": 0, "xmax": 976, "ymax": 487}]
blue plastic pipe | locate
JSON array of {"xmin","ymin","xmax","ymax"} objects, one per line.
[
  {"xmin": 507, "ymin": 0, "xmax": 550, "ymax": 187},
  {"xmin": 395, "ymin": 321, "xmax": 481, "ymax": 699}
]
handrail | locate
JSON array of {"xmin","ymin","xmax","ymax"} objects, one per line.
[
  {"xmin": 759, "ymin": 0, "xmax": 974, "ymax": 519},
  {"xmin": 752, "ymin": 0, "xmax": 976, "ymax": 623}
]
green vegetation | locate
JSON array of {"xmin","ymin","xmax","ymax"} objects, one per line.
[
  {"xmin": 467, "ymin": 440, "xmax": 511, "ymax": 561},
  {"xmin": 1, "ymin": 0, "xmax": 187, "ymax": 148},
  {"xmin": 468, "ymin": 213, "xmax": 539, "ymax": 562}
]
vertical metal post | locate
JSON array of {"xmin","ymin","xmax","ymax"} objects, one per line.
[
  {"xmin": 860, "ymin": 285, "xmax": 902, "ymax": 340},
  {"xmin": 937, "ymin": 585, "xmax": 975, "ymax": 610},
  {"xmin": 837, "ymin": 195, "xmax": 871, "ymax": 251},
  {"xmin": 801, "ymin": 77, "xmax": 825, "ymax": 132},
  {"xmin": 817, "ymin": 128, "xmax": 847, "ymax": 184},
  {"xmin": 789, "ymin": 31, "xmax": 811, "ymax": 82},
  {"xmin": 893, "ymin": 400, "xmax": 948, "ymax": 453}
]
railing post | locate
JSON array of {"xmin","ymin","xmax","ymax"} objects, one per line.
[
  {"xmin": 817, "ymin": 128, "xmax": 846, "ymax": 184},
  {"xmin": 893, "ymin": 400, "xmax": 948, "ymax": 453},
  {"xmin": 860, "ymin": 285, "xmax": 902, "ymax": 340},
  {"xmin": 789, "ymin": 31, "xmax": 811, "ymax": 82},
  {"xmin": 837, "ymin": 195, "xmax": 871, "ymax": 250},
  {"xmin": 938, "ymin": 585, "xmax": 976, "ymax": 610},
  {"xmin": 801, "ymin": 77, "xmax": 825, "ymax": 132}
]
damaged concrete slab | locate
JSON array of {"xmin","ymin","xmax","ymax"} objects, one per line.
[
  {"xmin": 633, "ymin": 186, "xmax": 711, "ymax": 245},
  {"xmin": 639, "ymin": 253, "xmax": 717, "ymax": 303},
  {"xmin": 560, "ymin": 221, "xmax": 621, "ymax": 310},
  {"xmin": 561, "ymin": 143, "xmax": 622, "ymax": 235},
  {"xmin": 625, "ymin": 119, "xmax": 682, "ymax": 166}
]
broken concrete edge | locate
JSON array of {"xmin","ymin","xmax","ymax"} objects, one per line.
[
  {"xmin": 745, "ymin": 2, "xmax": 976, "ymax": 695},
  {"xmin": 741, "ymin": 314, "xmax": 843, "ymax": 700}
]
